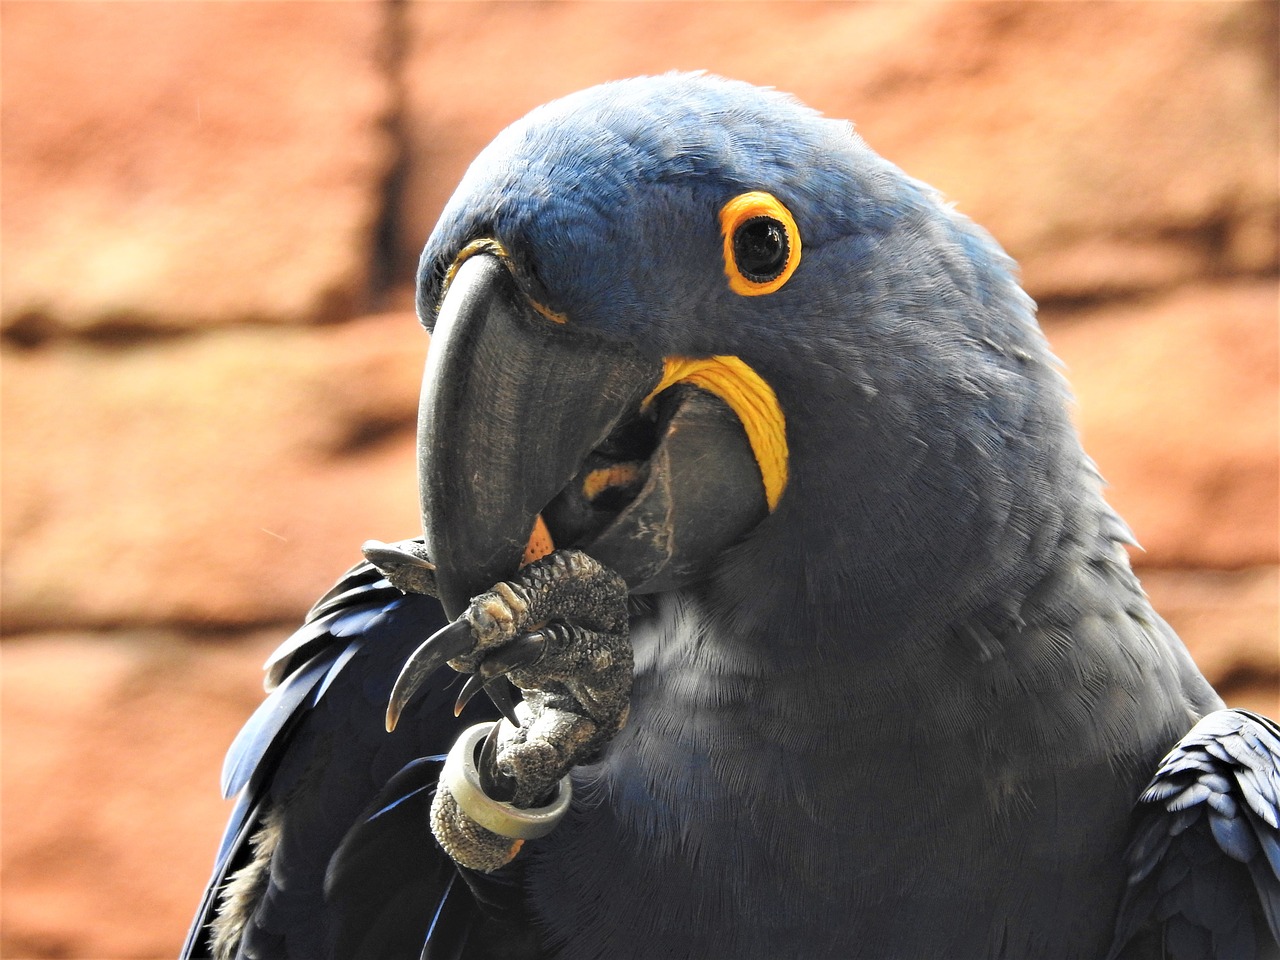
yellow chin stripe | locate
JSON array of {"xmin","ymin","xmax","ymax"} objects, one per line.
[{"xmin": 643, "ymin": 355, "xmax": 788, "ymax": 511}]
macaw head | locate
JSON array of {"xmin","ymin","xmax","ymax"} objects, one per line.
[{"xmin": 415, "ymin": 74, "xmax": 1077, "ymax": 630}]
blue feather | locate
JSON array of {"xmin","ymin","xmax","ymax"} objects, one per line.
[
  {"xmin": 366, "ymin": 758, "xmax": 448, "ymax": 824},
  {"xmin": 1169, "ymin": 781, "xmax": 1214, "ymax": 812},
  {"xmin": 1254, "ymin": 813, "xmax": 1280, "ymax": 878},
  {"xmin": 221, "ymin": 649, "xmax": 337, "ymax": 799},
  {"xmin": 1111, "ymin": 709, "xmax": 1280, "ymax": 957},
  {"xmin": 311, "ymin": 637, "xmax": 363, "ymax": 706},
  {"xmin": 424, "ymin": 872, "xmax": 458, "ymax": 944},
  {"xmin": 1210, "ymin": 809, "xmax": 1260, "ymax": 864}
]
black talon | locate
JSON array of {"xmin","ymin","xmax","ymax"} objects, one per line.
[
  {"xmin": 477, "ymin": 632, "xmax": 547, "ymax": 680},
  {"xmin": 362, "ymin": 539, "xmax": 439, "ymax": 597},
  {"xmin": 386, "ymin": 619, "xmax": 475, "ymax": 732},
  {"xmin": 478, "ymin": 720, "xmax": 518, "ymax": 802},
  {"xmin": 455, "ymin": 673, "xmax": 487, "ymax": 717},
  {"xmin": 455, "ymin": 673, "xmax": 521, "ymax": 725},
  {"xmin": 485, "ymin": 677, "xmax": 523, "ymax": 728}
]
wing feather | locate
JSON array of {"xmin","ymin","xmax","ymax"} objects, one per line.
[
  {"xmin": 1108, "ymin": 709, "xmax": 1280, "ymax": 959},
  {"xmin": 184, "ymin": 546, "xmax": 533, "ymax": 959}
]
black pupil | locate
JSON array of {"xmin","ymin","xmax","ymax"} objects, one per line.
[{"xmin": 733, "ymin": 217, "xmax": 789, "ymax": 283}]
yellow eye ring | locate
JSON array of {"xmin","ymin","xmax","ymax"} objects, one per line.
[{"xmin": 719, "ymin": 191, "xmax": 801, "ymax": 296}]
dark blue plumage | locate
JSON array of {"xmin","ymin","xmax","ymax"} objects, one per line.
[
  {"xmin": 184, "ymin": 557, "xmax": 512, "ymax": 959},
  {"xmin": 189, "ymin": 74, "xmax": 1279, "ymax": 959},
  {"xmin": 1110, "ymin": 710, "xmax": 1280, "ymax": 959}
]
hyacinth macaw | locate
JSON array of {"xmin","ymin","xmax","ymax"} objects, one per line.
[{"xmin": 185, "ymin": 73, "xmax": 1280, "ymax": 960}]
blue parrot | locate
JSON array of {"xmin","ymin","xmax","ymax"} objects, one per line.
[{"xmin": 185, "ymin": 74, "xmax": 1280, "ymax": 960}]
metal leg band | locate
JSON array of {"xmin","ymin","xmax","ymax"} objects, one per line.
[{"xmin": 441, "ymin": 721, "xmax": 572, "ymax": 840}]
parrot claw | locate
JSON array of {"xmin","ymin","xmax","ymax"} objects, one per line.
[
  {"xmin": 362, "ymin": 539, "xmax": 439, "ymax": 597},
  {"xmin": 385, "ymin": 619, "xmax": 474, "ymax": 732},
  {"xmin": 454, "ymin": 673, "xmax": 487, "ymax": 717},
  {"xmin": 478, "ymin": 720, "xmax": 519, "ymax": 801},
  {"xmin": 454, "ymin": 674, "xmax": 522, "ymax": 728},
  {"xmin": 477, "ymin": 632, "xmax": 547, "ymax": 679},
  {"xmin": 401, "ymin": 549, "xmax": 631, "ymax": 872},
  {"xmin": 484, "ymin": 677, "xmax": 522, "ymax": 728}
]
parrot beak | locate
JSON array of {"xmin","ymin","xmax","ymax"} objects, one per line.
[{"xmin": 419, "ymin": 252, "xmax": 769, "ymax": 618}]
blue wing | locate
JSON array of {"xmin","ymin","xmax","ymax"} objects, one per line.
[
  {"xmin": 1108, "ymin": 709, "xmax": 1280, "ymax": 960},
  {"xmin": 182, "ymin": 547, "xmax": 535, "ymax": 960}
]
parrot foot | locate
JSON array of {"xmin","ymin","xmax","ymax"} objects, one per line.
[
  {"xmin": 362, "ymin": 538, "xmax": 438, "ymax": 597},
  {"xmin": 386, "ymin": 549, "xmax": 631, "ymax": 872},
  {"xmin": 431, "ymin": 717, "xmax": 573, "ymax": 872}
]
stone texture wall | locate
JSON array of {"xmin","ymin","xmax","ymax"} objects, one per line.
[{"xmin": 2, "ymin": 2, "xmax": 1276, "ymax": 956}]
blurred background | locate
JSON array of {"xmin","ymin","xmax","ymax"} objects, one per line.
[{"xmin": 1, "ymin": 1, "xmax": 1276, "ymax": 956}]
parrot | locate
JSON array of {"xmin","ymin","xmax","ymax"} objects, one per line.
[{"xmin": 184, "ymin": 73, "xmax": 1280, "ymax": 960}]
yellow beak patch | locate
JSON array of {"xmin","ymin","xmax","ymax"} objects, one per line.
[{"xmin": 643, "ymin": 355, "xmax": 788, "ymax": 511}]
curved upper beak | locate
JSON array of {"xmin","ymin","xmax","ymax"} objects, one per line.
[{"xmin": 419, "ymin": 253, "xmax": 768, "ymax": 618}]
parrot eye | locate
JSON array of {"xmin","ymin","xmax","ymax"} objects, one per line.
[
  {"xmin": 719, "ymin": 191, "xmax": 801, "ymax": 296},
  {"xmin": 733, "ymin": 218, "xmax": 789, "ymax": 283}
]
